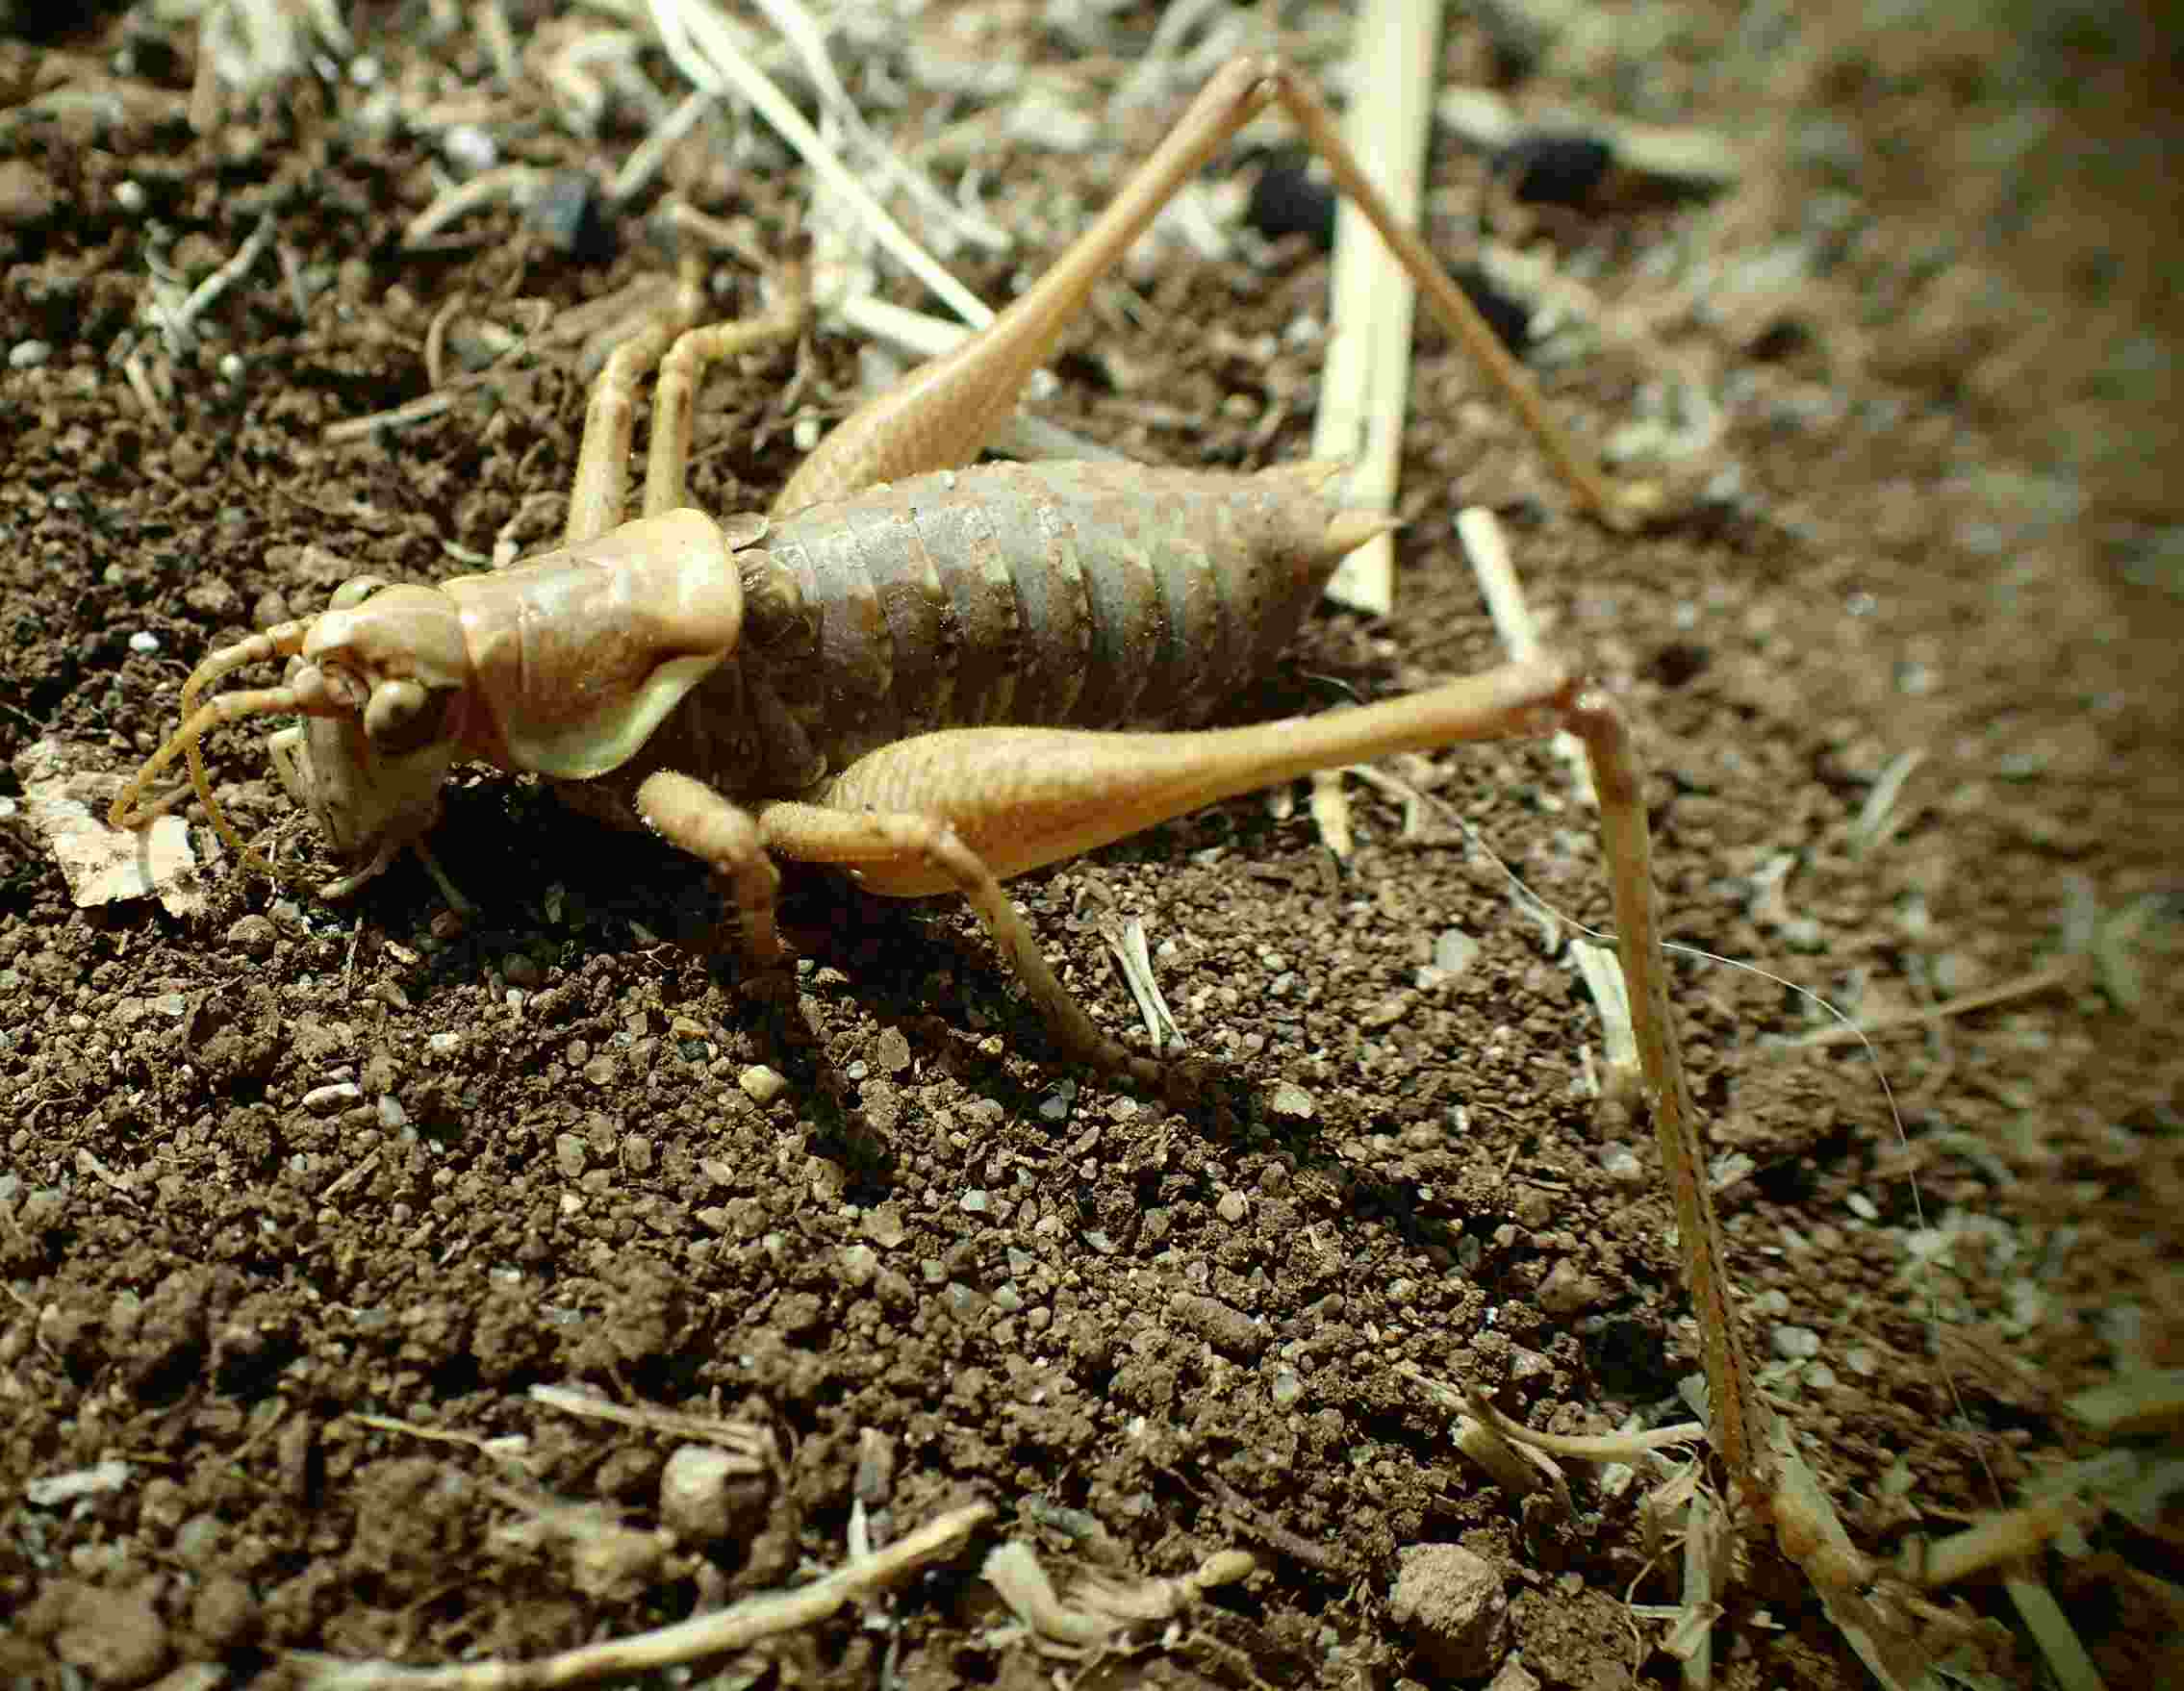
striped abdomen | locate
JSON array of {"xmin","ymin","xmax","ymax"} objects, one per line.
[{"xmin": 751, "ymin": 459, "xmax": 1382, "ymax": 775}]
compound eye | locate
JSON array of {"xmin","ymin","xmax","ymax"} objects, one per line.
[
  {"xmin": 331, "ymin": 576, "xmax": 393, "ymax": 612},
  {"xmin": 363, "ymin": 679, "xmax": 448, "ymax": 755}
]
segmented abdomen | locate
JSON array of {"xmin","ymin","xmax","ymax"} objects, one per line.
[{"xmin": 756, "ymin": 459, "xmax": 1377, "ymax": 774}]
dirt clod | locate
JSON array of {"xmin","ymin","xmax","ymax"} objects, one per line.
[
  {"xmin": 38, "ymin": 1581, "xmax": 172, "ymax": 1689},
  {"xmin": 0, "ymin": 159, "xmax": 57, "ymax": 226},
  {"xmin": 1389, "ymin": 1544, "xmax": 1511, "ymax": 1679}
]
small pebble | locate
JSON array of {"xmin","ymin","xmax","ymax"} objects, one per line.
[
  {"xmin": 1772, "ymin": 1325, "xmax": 1822, "ymax": 1360},
  {"xmin": 1502, "ymin": 131, "xmax": 1614, "ymax": 206},
  {"xmin": 1599, "ymin": 1144, "xmax": 1646, "ymax": 1186},
  {"xmin": 190, "ymin": 1572, "xmax": 258, "ymax": 1651},
  {"xmin": 1487, "ymin": 1652, "xmax": 1542, "ymax": 1691},
  {"xmin": 525, "ymin": 169, "xmax": 613, "ymax": 259},
  {"xmin": 1168, "ymin": 1291, "xmax": 1265, "ymax": 1359},
  {"xmin": 945, "ymin": 1281, "xmax": 986, "ymax": 1318},
  {"xmin": 657, "ymin": 1445, "xmax": 748, "ymax": 1543},
  {"xmin": 225, "ymin": 915, "xmax": 276, "ymax": 958},
  {"xmin": 182, "ymin": 577, "xmax": 239, "ymax": 620},
  {"xmin": 300, "ymin": 1082, "xmax": 361, "ymax": 1118},
  {"xmin": 875, "ymin": 1025, "xmax": 911, "ymax": 1073},
  {"xmin": 739, "ymin": 1064, "xmax": 788, "ymax": 1104},
  {"xmin": 1268, "ymin": 1081, "xmax": 1315, "ymax": 1120},
  {"xmin": 960, "ymin": 1190, "xmax": 990, "ymax": 1214},
  {"xmin": 175, "ymin": 1513, "xmax": 221, "ymax": 1559},
  {"xmin": 441, "ymin": 124, "xmax": 497, "ymax": 172},
  {"xmin": 1537, "ymin": 1257, "xmax": 1607, "ymax": 1315},
  {"xmin": 1434, "ymin": 928, "xmax": 1480, "ymax": 976},
  {"xmin": 1270, "ymin": 1370, "xmax": 1304, "ymax": 1407},
  {"xmin": 554, "ymin": 1134, "xmax": 587, "ymax": 1178},
  {"xmin": 51, "ymin": 1579, "xmax": 171, "ymax": 1686},
  {"xmin": 620, "ymin": 1134, "xmax": 653, "ymax": 1174},
  {"xmin": 0, "ymin": 159, "xmax": 59, "ymax": 225},
  {"xmin": 9, "ymin": 340, "xmax": 51, "ymax": 369},
  {"xmin": 376, "ymin": 1095, "xmax": 407, "ymax": 1129},
  {"xmin": 114, "ymin": 179, "xmax": 147, "ymax": 214},
  {"xmin": 129, "ymin": 630, "xmax": 160, "ymax": 655},
  {"xmin": 1244, "ymin": 150, "xmax": 1336, "ymax": 248},
  {"xmin": 838, "ymin": 1245, "xmax": 877, "ymax": 1286},
  {"xmin": 1216, "ymin": 1190, "xmax": 1249, "ymax": 1224}
]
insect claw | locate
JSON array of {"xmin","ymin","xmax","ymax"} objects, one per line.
[
  {"xmin": 411, "ymin": 841, "xmax": 472, "ymax": 915},
  {"xmin": 316, "ymin": 835, "xmax": 405, "ymax": 901}
]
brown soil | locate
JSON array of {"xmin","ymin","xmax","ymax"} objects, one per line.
[{"xmin": 2, "ymin": 5, "xmax": 2178, "ymax": 1688}]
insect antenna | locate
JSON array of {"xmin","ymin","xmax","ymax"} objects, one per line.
[{"xmin": 109, "ymin": 622, "xmax": 316, "ymax": 881}]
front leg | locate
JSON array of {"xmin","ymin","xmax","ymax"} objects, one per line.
[
  {"xmin": 636, "ymin": 771, "xmax": 785, "ymax": 966},
  {"xmin": 638, "ymin": 766, "xmax": 1156, "ymax": 1080}
]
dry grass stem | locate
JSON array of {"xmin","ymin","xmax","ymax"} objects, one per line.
[
  {"xmin": 1850, "ymin": 747, "xmax": 1926, "ymax": 854},
  {"xmin": 1307, "ymin": 767, "xmax": 1353, "ymax": 858},
  {"xmin": 644, "ymin": 0, "xmax": 992, "ymax": 329},
  {"xmin": 1096, "ymin": 915, "xmax": 1183, "ymax": 1055},
  {"xmin": 607, "ymin": 87, "xmax": 715, "ymax": 205},
  {"xmin": 343, "ymin": 1413, "xmax": 527, "ymax": 1460},
  {"xmin": 159, "ymin": 214, "xmax": 278, "ymax": 352},
  {"xmin": 1463, "ymin": 1381, "xmax": 1707, "ymax": 1466},
  {"xmin": 1458, "ymin": 506, "xmax": 1595, "ymax": 798},
  {"xmin": 120, "ymin": 351, "xmax": 174, "ymax": 434},
  {"xmin": 298, "ymin": 1500, "xmax": 992, "ymax": 1691},
  {"xmin": 526, "ymin": 1383, "xmax": 776, "ymax": 1458},
  {"xmin": 403, "ymin": 165, "xmax": 544, "ymax": 248},
  {"xmin": 1315, "ymin": 0, "xmax": 1443, "ymax": 616},
  {"xmin": 1781, "ymin": 959, "xmax": 2082, "ymax": 1047},
  {"xmin": 742, "ymin": 0, "xmax": 1005, "ymax": 254},
  {"xmin": 1671, "ymin": 1487, "xmax": 1719, "ymax": 1688},
  {"xmin": 982, "ymin": 1539, "xmax": 1255, "ymax": 1659},
  {"xmin": 1570, "ymin": 936, "xmax": 1642, "ymax": 1105},
  {"xmin": 1398, "ymin": 1365, "xmax": 1565, "ymax": 1505}
]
